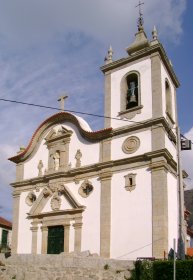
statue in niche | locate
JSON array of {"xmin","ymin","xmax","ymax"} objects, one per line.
[
  {"xmin": 25, "ymin": 191, "xmax": 36, "ymax": 206},
  {"xmin": 37, "ymin": 160, "xmax": 44, "ymax": 176},
  {"xmin": 53, "ymin": 151, "xmax": 60, "ymax": 171},
  {"xmin": 75, "ymin": 149, "xmax": 82, "ymax": 168}
]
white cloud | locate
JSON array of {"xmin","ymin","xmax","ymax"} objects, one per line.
[
  {"xmin": 0, "ymin": 0, "xmax": 188, "ymax": 220},
  {"xmin": 0, "ymin": 0, "xmax": 187, "ymax": 51}
]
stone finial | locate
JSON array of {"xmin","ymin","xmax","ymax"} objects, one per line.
[
  {"xmin": 17, "ymin": 146, "xmax": 25, "ymax": 154},
  {"xmin": 104, "ymin": 45, "xmax": 113, "ymax": 65},
  {"xmin": 58, "ymin": 95, "xmax": 68, "ymax": 111},
  {"xmin": 152, "ymin": 26, "xmax": 158, "ymax": 40}
]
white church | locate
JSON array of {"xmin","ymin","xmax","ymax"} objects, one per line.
[{"xmin": 9, "ymin": 18, "xmax": 182, "ymax": 259}]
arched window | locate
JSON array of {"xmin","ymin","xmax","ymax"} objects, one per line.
[
  {"xmin": 165, "ymin": 80, "xmax": 172, "ymax": 118},
  {"xmin": 126, "ymin": 73, "xmax": 139, "ymax": 109},
  {"xmin": 119, "ymin": 71, "xmax": 142, "ymax": 119}
]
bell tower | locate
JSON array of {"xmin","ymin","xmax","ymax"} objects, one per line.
[
  {"xmin": 101, "ymin": 10, "xmax": 181, "ymax": 258},
  {"xmin": 101, "ymin": 18, "xmax": 179, "ymax": 130}
]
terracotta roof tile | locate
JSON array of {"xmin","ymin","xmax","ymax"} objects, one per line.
[
  {"xmin": 187, "ymin": 248, "xmax": 193, "ymax": 257},
  {"xmin": 0, "ymin": 217, "xmax": 12, "ymax": 229}
]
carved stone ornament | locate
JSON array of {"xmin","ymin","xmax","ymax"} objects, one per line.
[
  {"xmin": 25, "ymin": 191, "xmax": 37, "ymax": 206},
  {"xmin": 43, "ymin": 187, "xmax": 52, "ymax": 198},
  {"xmin": 122, "ymin": 136, "xmax": 140, "ymax": 154},
  {"xmin": 50, "ymin": 194, "xmax": 61, "ymax": 211},
  {"xmin": 78, "ymin": 179, "xmax": 94, "ymax": 198}
]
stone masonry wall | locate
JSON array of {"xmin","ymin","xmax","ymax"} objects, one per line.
[{"xmin": 0, "ymin": 253, "xmax": 134, "ymax": 280}]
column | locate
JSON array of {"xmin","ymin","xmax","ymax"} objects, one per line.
[
  {"xmin": 99, "ymin": 171, "xmax": 112, "ymax": 258},
  {"xmin": 73, "ymin": 222, "xmax": 82, "ymax": 252},
  {"xmin": 41, "ymin": 226, "xmax": 48, "ymax": 254},
  {"xmin": 64, "ymin": 224, "xmax": 70, "ymax": 253},
  {"xmin": 11, "ymin": 191, "xmax": 21, "ymax": 254}
]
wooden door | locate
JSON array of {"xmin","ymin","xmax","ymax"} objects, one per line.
[{"xmin": 47, "ymin": 226, "xmax": 64, "ymax": 254}]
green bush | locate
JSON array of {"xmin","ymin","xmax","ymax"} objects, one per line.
[
  {"xmin": 153, "ymin": 260, "xmax": 193, "ymax": 280},
  {"xmin": 130, "ymin": 260, "xmax": 193, "ymax": 280},
  {"xmin": 130, "ymin": 260, "xmax": 153, "ymax": 280}
]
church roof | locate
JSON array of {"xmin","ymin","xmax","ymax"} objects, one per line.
[
  {"xmin": 9, "ymin": 112, "xmax": 112, "ymax": 163},
  {"xmin": 0, "ymin": 217, "xmax": 12, "ymax": 229}
]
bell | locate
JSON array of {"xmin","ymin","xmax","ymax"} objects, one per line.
[
  {"xmin": 129, "ymin": 81, "xmax": 137, "ymax": 103},
  {"xmin": 130, "ymin": 93, "xmax": 137, "ymax": 103}
]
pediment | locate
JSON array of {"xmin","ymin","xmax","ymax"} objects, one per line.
[
  {"xmin": 28, "ymin": 184, "xmax": 85, "ymax": 217},
  {"xmin": 45, "ymin": 126, "xmax": 73, "ymax": 143}
]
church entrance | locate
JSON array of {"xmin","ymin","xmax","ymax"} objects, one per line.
[{"xmin": 47, "ymin": 226, "xmax": 64, "ymax": 254}]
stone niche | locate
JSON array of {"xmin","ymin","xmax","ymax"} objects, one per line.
[{"xmin": 44, "ymin": 126, "xmax": 73, "ymax": 173}]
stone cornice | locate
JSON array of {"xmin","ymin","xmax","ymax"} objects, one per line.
[
  {"xmin": 100, "ymin": 42, "xmax": 180, "ymax": 88},
  {"xmin": 8, "ymin": 112, "xmax": 113, "ymax": 164},
  {"xmin": 28, "ymin": 208, "xmax": 85, "ymax": 219},
  {"xmin": 11, "ymin": 148, "xmax": 177, "ymax": 188},
  {"xmin": 112, "ymin": 117, "xmax": 176, "ymax": 144}
]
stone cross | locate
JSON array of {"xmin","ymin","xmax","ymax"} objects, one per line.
[
  {"xmin": 136, "ymin": 0, "xmax": 144, "ymax": 30},
  {"xmin": 58, "ymin": 95, "xmax": 68, "ymax": 111}
]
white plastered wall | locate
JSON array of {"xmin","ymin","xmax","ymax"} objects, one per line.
[
  {"xmin": 165, "ymin": 134, "xmax": 177, "ymax": 162},
  {"xmin": 23, "ymin": 122, "xmax": 100, "ymax": 180},
  {"xmin": 39, "ymin": 177, "xmax": 101, "ymax": 255},
  {"xmin": 24, "ymin": 139, "xmax": 48, "ymax": 180},
  {"xmin": 111, "ymin": 168, "xmax": 152, "ymax": 259},
  {"xmin": 111, "ymin": 130, "xmax": 151, "ymax": 161},
  {"xmin": 110, "ymin": 57, "xmax": 152, "ymax": 128},
  {"xmin": 167, "ymin": 172, "xmax": 178, "ymax": 251},
  {"xmin": 17, "ymin": 191, "xmax": 32, "ymax": 253}
]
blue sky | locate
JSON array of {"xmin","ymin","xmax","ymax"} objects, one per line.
[{"xmin": 0, "ymin": 0, "xmax": 192, "ymax": 221}]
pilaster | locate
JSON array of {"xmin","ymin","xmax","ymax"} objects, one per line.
[
  {"xmin": 11, "ymin": 191, "xmax": 21, "ymax": 253},
  {"xmin": 151, "ymin": 159, "xmax": 168, "ymax": 258},
  {"xmin": 41, "ymin": 226, "xmax": 48, "ymax": 254},
  {"xmin": 30, "ymin": 223, "xmax": 38, "ymax": 254},
  {"xmin": 99, "ymin": 171, "xmax": 112, "ymax": 258},
  {"xmin": 64, "ymin": 224, "xmax": 70, "ymax": 253},
  {"xmin": 73, "ymin": 222, "xmax": 82, "ymax": 252},
  {"xmin": 100, "ymin": 138, "xmax": 111, "ymax": 162},
  {"xmin": 16, "ymin": 163, "xmax": 24, "ymax": 181},
  {"xmin": 151, "ymin": 125, "xmax": 165, "ymax": 151},
  {"xmin": 151, "ymin": 52, "xmax": 163, "ymax": 118},
  {"xmin": 104, "ymin": 73, "xmax": 111, "ymax": 128}
]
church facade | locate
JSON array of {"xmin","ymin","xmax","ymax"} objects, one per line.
[{"xmin": 9, "ymin": 23, "xmax": 181, "ymax": 259}]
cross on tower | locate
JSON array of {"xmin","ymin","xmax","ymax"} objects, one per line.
[
  {"xmin": 136, "ymin": 0, "xmax": 144, "ymax": 30},
  {"xmin": 58, "ymin": 95, "xmax": 68, "ymax": 111}
]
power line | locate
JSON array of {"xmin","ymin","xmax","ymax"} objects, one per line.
[
  {"xmin": 0, "ymin": 97, "xmax": 189, "ymax": 142},
  {"xmin": 116, "ymin": 238, "xmax": 163, "ymax": 259},
  {"xmin": 0, "ymin": 97, "xmax": 145, "ymax": 125}
]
